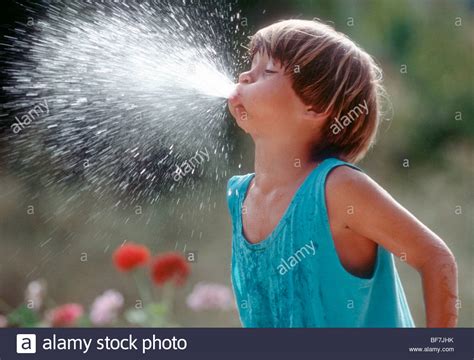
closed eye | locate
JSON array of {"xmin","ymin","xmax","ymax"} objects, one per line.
[{"xmin": 264, "ymin": 69, "xmax": 278, "ymax": 74}]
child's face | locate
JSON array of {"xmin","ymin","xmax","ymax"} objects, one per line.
[{"xmin": 228, "ymin": 51, "xmax": 318, "ymax": 142}]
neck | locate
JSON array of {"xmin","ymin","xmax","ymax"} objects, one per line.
[{"xmin": 253, "ymin": 138, "xmax": 319, "ymax": 194}]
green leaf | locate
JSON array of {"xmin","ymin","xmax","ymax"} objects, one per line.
[
  {"xmin": 7, "ymin": 305, "xmax": 40, "ymax": 327},
  {"xmin": 145, "ymin": 302, "xmax": 168, "ymax": 317},
  {"xmin": 144, "ymin": 302, "xmax": 170, "ymax": 327},
  {"xmin": 76, "ymin": 316, "xmax": 93, "ymax": 327}
]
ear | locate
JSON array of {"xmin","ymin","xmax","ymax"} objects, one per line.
[{"xmin": 303, "ymin": 105, "xmax": 326, "ymax": 128}]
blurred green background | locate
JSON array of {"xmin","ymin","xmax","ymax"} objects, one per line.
[{"xmin": 0, "ymin": 0, "xmax": 472, "ymax": 327}]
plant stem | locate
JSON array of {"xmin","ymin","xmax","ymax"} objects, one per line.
[
  {"xmin": 132, "ymin": 271, "xmax": 152, "ymax": 306},
  {"xmin": 161, "ymin": 283, "xmax": 175, "ymax": 315}
]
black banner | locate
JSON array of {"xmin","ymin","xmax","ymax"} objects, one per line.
[{"xmin": 1, "ymin": 328, "xmax": 472, "ymax": 359}]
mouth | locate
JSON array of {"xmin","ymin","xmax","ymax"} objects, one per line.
[
  {"xmin": 228, "ymin": 90, "xmax": 247, "ymax": 120},
  {"xmin": 234, "ymin": 104, "xmax": 247, "ymax": 119},
  {"xmin": 228, "ymin": 99, "xmax": 247, "ymax": 118}
]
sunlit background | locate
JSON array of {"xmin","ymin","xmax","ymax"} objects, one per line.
[{"xmin": 0, "ymin": 0, "xmax": 472, "ymax": 327}]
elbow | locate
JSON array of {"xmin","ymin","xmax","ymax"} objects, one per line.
[
  {"xmin": 439, "ymin": 248, "xmax": 457, "ymax": 272},
  {"xmin": 419, "ymin": 246, "xmax": 458, "ymax": 275}
]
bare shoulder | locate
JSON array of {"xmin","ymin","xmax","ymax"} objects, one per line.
[
  {"xmin": 325, "ymin": 164, "xmax": 383, "ymax": 198},
  {"xmin": 324, "ymin": 163, "xmax": 455, "ymax": 272},
  {"xmin": 324, "ymin": 164, "xmax": 393, "ymax": 226}
]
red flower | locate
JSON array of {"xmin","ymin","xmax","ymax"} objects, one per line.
[
  {"xmin": 47, "ymin": 303, "xmax": 83, "ymax": 327},
  {"xmin": 151, "ymin": 252, "xmax": 190, "ymax": 287},
  {"xmin": 113, "ymin": 243, "xmax": 150, "ymax": 272}
]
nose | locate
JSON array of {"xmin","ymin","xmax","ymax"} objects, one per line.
[{"xmin": 238, "ymin": 71, "xmax": 252, "ymax": 84}]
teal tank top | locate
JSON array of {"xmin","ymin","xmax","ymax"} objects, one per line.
[{"xmin": 226, "ymin": 157, "xmax": 415, "ymax": 327}]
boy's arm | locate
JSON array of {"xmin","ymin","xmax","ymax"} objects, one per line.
[{"xmin": 326, "ymin": 166, "xmax": 459, "ymax": 327}]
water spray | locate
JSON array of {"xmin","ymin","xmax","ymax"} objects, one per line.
[{"xmin": 1, "ymin": 0, "xmax": 245, "ymax": 205}]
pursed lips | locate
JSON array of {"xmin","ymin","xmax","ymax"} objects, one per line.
[{"xmin": 228, "ymin": 90, "xmax": 247, "ymax": 118}]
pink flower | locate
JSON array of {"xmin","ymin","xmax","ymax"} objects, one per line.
[
  {"xmin": 0, "ymin": 315, "xmax": 7, "ymax": 328},
  {"xmin": 90, "ymin": 290, "xmax": 124, "ymax": 326},
  {"xmin": 186, "ymin": 282, "xmax": 235, "ymax": 311},
  {"xmin": 46, "ymin": 303, "xmax": 83, "ymax": 327}
]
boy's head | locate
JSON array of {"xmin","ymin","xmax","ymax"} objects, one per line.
[{"xmin": 228, "ymin": 19, "xmax": 383, "ymax": 163}]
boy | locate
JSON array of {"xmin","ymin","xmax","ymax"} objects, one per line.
[{"xmin": 226, "ymin": 19, "xmax": 458, "ymax": 327}]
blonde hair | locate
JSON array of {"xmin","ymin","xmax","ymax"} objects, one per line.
[{"xmin": 249, "ymin": 19, "xmax": 384, "ymax": 163}]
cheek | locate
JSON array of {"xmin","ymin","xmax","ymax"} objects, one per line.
[{"xmin": 243, "ymin": 80, "xmax": 291, "ymax": 114}]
